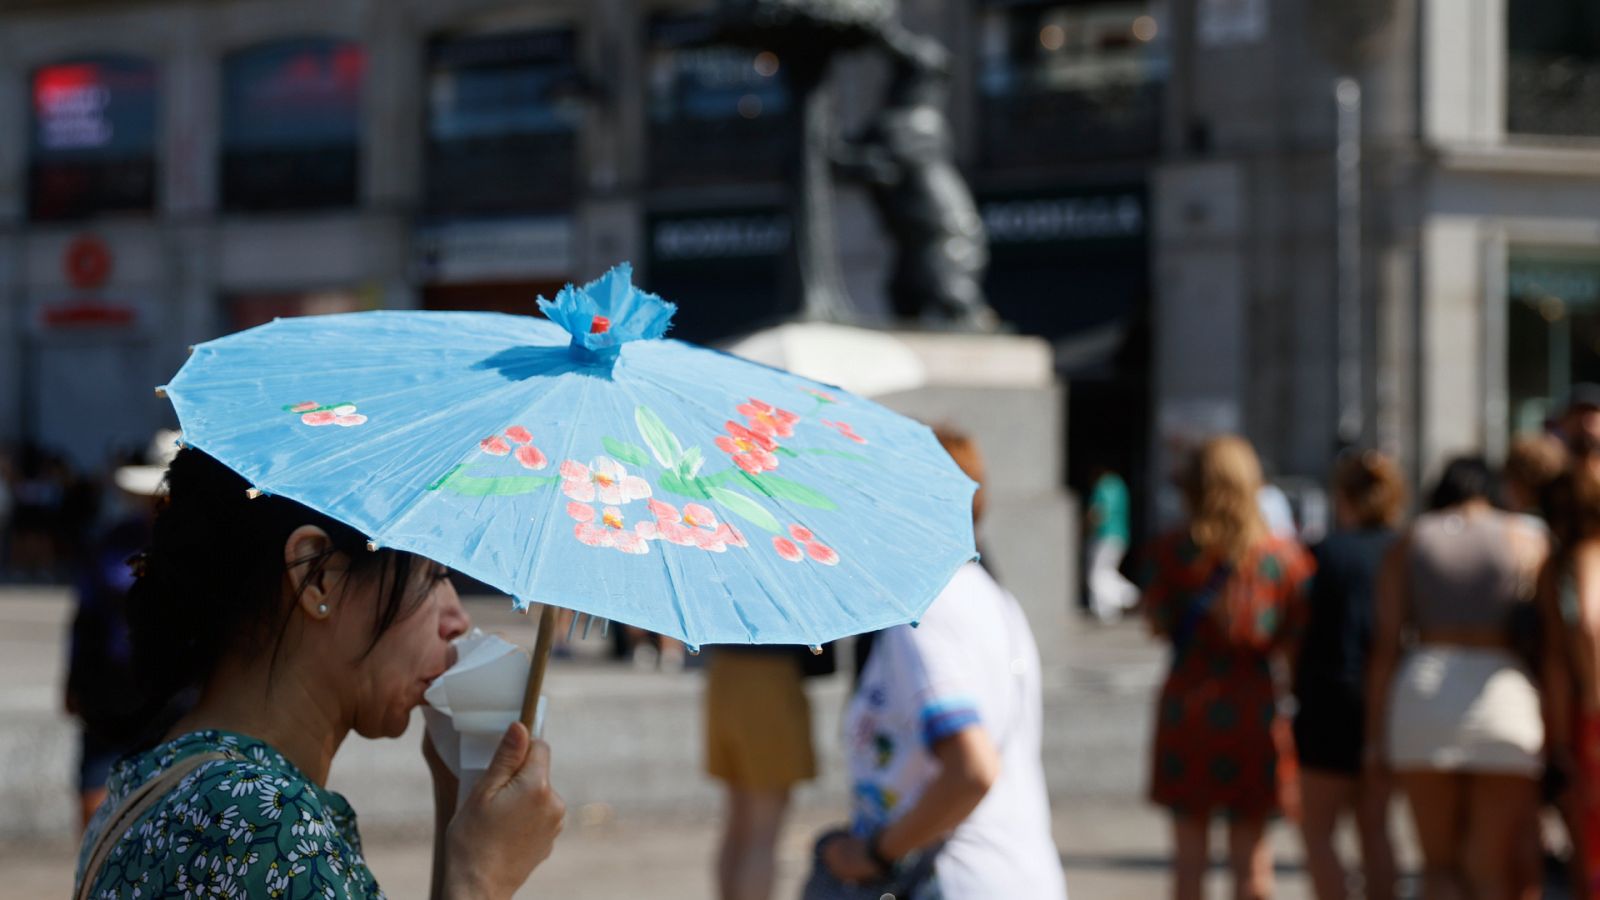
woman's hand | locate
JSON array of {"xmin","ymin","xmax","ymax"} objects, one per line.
[
  {"xmin": 821, "ymin": 833, "xmax": 884, "ymax": 884},
  {"xmin": 443, "ymin": 722, "xmax": 565, "ymax": 900}
]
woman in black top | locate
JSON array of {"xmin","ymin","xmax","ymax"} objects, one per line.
[{"xmin": 1293, "ymin": 451, "xmax": 1405, "ymax": 900}]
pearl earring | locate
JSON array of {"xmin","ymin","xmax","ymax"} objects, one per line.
[{"xmin": 316, "ymin": 603, "xmax": 329, "ymax": 616}]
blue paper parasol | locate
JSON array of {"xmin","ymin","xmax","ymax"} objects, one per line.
[{"xmin": 159, "ymin": 264, "xmax": 977, "ymax": 721}]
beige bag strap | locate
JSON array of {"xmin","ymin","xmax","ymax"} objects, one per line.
[{"xmin": 76, "ymin": 751, "xmax": 231, "ymax": 900}]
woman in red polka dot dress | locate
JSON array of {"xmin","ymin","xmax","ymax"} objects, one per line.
[{"xmin": 1141, "ymin": 436, "xmax": 1314, "ymax": 900}]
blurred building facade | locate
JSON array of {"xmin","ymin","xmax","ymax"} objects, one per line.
[{"xmin": 0, "ymin": 0, "xmax": 1595, "ymax": 526}]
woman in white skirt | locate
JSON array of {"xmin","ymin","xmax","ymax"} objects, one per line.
[{"xmin": 1366, "ymin": 457, "xmax": 1552, "ymax": 900}]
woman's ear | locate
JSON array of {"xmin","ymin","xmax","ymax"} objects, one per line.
[{"xmin": 284, "ymin": 525, "xmax": 341, "ymax": 620}]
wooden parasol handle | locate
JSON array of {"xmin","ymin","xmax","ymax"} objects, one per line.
[{"xmin": 520, "ymin": 604, "xmax": 557, "ymax": 733}]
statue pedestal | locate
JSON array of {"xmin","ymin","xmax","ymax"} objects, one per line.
[{"xmin": 724, "ymin": 324, "xmax": 1077, "ymax": 664}]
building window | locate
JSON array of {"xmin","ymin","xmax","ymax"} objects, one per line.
[
  {"xmin": 1507, "ymin": 254, "xmax": 1600, "ymax": 435},
  {"xmin": 1508, "ymin": 0, "xmax": 1600, "ymax": 139},
  {"xmin": 977, "ymin": 1, "xmax": 1167, "ymax": 169},
  {"xmin": 425, "ymin": 28, "xmax": 584, "ymax": 218},
  {"xmin": 220, "ymin": 37, "xmax": 365, "ymax": 212},
  {"xmin": 646, "ymin": 13, "xmax": 795, "ymax": 188},
  {"xmin": 28, "ymin": 56, "xmax": 159, "ymax": 221}
]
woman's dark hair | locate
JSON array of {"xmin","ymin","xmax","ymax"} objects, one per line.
[
  {"xmin": 1426, "ymin": 456, "xmax": 1497, "ymax": 511},
  {"xmin": 127, "ymin": 448, "xmax": 426, "ymax": 707}
]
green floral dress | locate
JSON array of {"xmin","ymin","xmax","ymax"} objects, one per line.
[{"xmin": 74, "ymin": 730, "xmax": 385, "ymax": 899}]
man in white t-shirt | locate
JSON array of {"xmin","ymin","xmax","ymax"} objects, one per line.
[{"xmin": 816, "ymin": 428, "xmax": 1067, "ymax": 899}]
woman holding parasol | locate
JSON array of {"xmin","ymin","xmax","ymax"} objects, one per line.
[
  {"xmin": 75, "ymin": 264, "xmax": 980, "ymax": 898},
  {"xmin": 72, "ymin": 447, "xmax": 564, "ymax": 899}
]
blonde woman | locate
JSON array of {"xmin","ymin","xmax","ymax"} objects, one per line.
[{"xmin": 1143, "ymin": 436, "xmax": 1314, "ymax": 900}]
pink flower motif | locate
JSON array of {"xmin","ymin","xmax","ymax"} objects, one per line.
[
  {"xmin": 638, "ymin": 499, "xmax": 743, "ymax": 553},
  {"xmin": 737, "ymin": 398, "xmax": 800, "ymax": 440},
  {"xmin": 774, "ymin": 523, "xmax": 840, "ymax": 565},
  {"xmin": 820, "ymin": 419, "xmax": 868, "ymax": 445},
  {"xmin": 573, "ymin": 503, "xmax": 649, "ymax": 555},
  {"xmin": 773, "ymin": 537, "xmax": 804, "ymax": 562},
  {"xmin": 514, "ymin": 445, "xmax": 548, "ymax": 470},
  {"xmin": 559, "ymin": 456, "xmax": 652, "ymax": 505},
  {"xmin": 480, "ymin": 436, "xmax": 511, "ymax": 456},
  {"xmin": 295, "ymin": 401, "xmax": 369, "ymax": 429},
  {"xmin": 715, "ymin": 421, "xmax": 780, "ymax": 474},
  {"xmin": 803, "ymin": 388, "xmax": 837, "ymax": 403},
  {"xmin": 504, "ymin": 426, "xmax": 533, "ymax": 444},
  {"xmin": 805, "ymin": 542, "xmax": 840, "ymax": 566}
]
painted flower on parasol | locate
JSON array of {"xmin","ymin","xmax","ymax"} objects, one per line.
[{"xmin": 157, "ymin": 263, "xmax": 977, "ymax": 728}]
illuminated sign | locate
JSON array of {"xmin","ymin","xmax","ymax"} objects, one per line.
[
  {"xmin": 31, "ymin": 57, "xmax": 157, "ymax": 156},
  {"xmin": 223, "ymin": 38, "xmax": 365, "ymax": 148}
]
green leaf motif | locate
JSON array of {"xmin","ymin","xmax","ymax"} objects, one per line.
[
  {"xmin": 774, "ymin": 446, "xmax": 800, "ymax": 458},
  {"xmin": 679, "ymin": 446, "xmax": 705, "ymax": 478},
  {"xmin": 708, "ymin": 486, "xmax": 781, "ymax": 533},
  {"xmin": 602, "ymin": 437, "xmax": 652, "ymax": 469},
  {"xmin": 636, "ymin": 406, "xmax": 684, "ymax": 467},
  {"xmin": 740, "ymin": 473, "xmax": 838, "ymax": 510},
  {"xmin": 660, "ymin": 470, "xmax": 712, "ymax": 500},
  {"xmin": 427, "ymin": 464, "xmax": 560, "ymax": 497}
]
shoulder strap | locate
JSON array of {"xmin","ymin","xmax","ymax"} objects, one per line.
[
  {"xmin": 76, "ymin": 750, "xmax": 231, "ymax": 900},
  {"xmin": 1170, "ymin": 562, "xmax": 1233, "ymax": 653}
]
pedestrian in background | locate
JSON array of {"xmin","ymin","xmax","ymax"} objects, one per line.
[
  {"xmin": 1559, "ymin": 384, "xmax": 1600, "ymax": 466},
  {"xmin": 1539, "ymin": 463, "xmax": 1600, "ymax": 898},
  {"xmin": 1505, "ymin": 433, "xmax": 1568, "ymax": 528},
  {"xmin": 1143, "ymin": 434, "xmax": 1314, "ymax": 900},
  {"xmin": 1292, "ymin": 450, "xmax": 1404, "ymax": 900},
  {"xmin": 1086, "ymin": 461, "xmax": 1139, "ymax": 622},
  {"xmin": 706, "ymin": 641, "xmax": 818, "ymax": 900},
  {"xmin": 1366, "ymin": 457, "xmax": 1550, "ymax": 900},
  {"xmin": 64, "ymin": 431, "xmax": 187, "ymax": 831},
  {"xmin": 809, "ymin": 425, "xmax": 1065, "ymax": 899}
]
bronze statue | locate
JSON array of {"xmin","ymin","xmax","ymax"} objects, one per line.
[
  {"xmin": 836, "ymin": 28, "xmax": 998, "ymax": 329},
  {"xmin": 716, "ymin": 0, "xmax": 999, "ymax": 330}
]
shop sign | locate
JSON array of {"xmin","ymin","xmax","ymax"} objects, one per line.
[
  {"xmin": 36, "ymin": 234, "xmax": 139, "ymax": 331},
  {"xmin": 650, "ymin": 211, "xmax": 790, "ymax": 263},
  {"xmin": 981, "ymin": 191, "xmax": 1145, "ymax": 245}
]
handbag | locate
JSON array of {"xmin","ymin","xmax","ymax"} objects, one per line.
[{"xmin": 802, "ymin": 830, "xmax": 943, "ymax": 900}]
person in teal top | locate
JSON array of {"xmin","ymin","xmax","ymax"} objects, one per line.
[
  {"xmin": 74, "ymin": 449, "xmax": 567, "ymax": 900},
  {"xmin": 1085, "ymin": 466, "xmax": 1138, "ymax": 622}
]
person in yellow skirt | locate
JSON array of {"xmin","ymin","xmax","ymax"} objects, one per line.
[{"xmin": 706, "ymin": 642, "xmax": 819, "ymax": 900}]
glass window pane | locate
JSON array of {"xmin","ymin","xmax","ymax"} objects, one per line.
[
  {"xmin": 29, "ymin": 56, "xmax": 159, "ymax": 221},
  {"xmin": 1508, "ymin": 255, "xmax": 1600, "ymax": 435},
  {"xmin": 425, "ymin": 28, "xmax": 583, "ymax": 217},
  {"xmin": 646, "ymin": 13, "xmax": 796, "ymax": 187},
  {"xmin": 1507, "ymin": 0, "xmax": 1600, "ymax": 138},
  {"xmin": 977, "ymin": 1, "xmax": 1167, "ymax": 168},
  {"xmin": 220, "ymin": 38, "xmax": 365, "ymax": 211}
]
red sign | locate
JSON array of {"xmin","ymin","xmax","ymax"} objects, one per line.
[
  {"xmin": 39, "ymin": 301, "xmax": 137, "ymax": 328},
  {"xmin": 64, "ymin": 234, "xmax": 113, "ymax": 289}
]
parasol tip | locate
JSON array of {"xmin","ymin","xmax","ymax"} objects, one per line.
[
  {"xmin": 245, "ymin": 487, "xmax": 263, "ymax": 500},
  {"xmin": 154, "ymin": 385, "xmax": 168, "ymax": 398},
  {"xmin": 365, "ymin": 540, "xmax": 379, "ymax": 552},
  {"xmin": 537, "ymin": 262, "xmax": 676, "ymax": 364}
]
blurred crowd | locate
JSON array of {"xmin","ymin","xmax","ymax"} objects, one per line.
[
  {"xmin": 0, "ymin": 442, "xmax": 135, "ymax": 584},
  {"xmin": 1131, "ymin": 386, "xmax": 1600, "ymax": 900}
]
